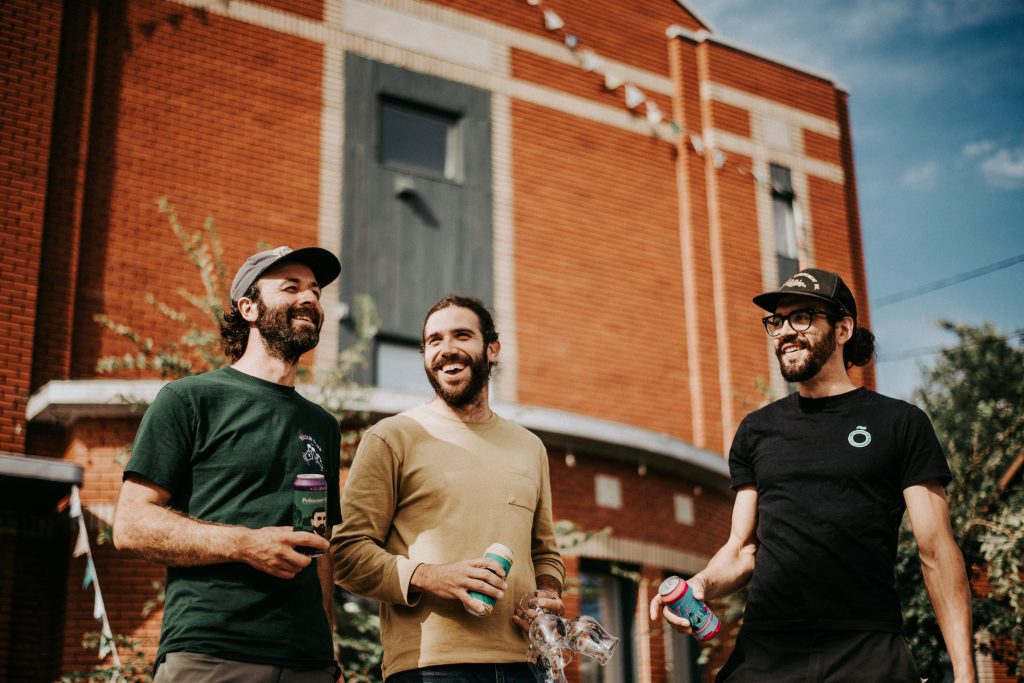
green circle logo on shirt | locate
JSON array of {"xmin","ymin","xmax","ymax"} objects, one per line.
[{"xmin": 848, "ymin": 426, "xmax": 871, "ymax": 448}]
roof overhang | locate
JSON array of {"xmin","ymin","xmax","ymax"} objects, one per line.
[
  {"xmin": 0, "ymin": 452, "xmax": 83, "ymax": 512},
  {"xmin": 27, "ymin": 380, "xmax": 731, "ymax": 493}
]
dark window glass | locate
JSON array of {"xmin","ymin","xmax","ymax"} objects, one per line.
[
  {"xmin": 579, "ymin": 561, "xmax": 637, "ymax": 683},
  {"xmin": 379, "ymin": 99, "xmax": 458, "ymax": 178},
  {"xmin": 770, "ymin": 163, "xmax": 799, "ymax": 284}
]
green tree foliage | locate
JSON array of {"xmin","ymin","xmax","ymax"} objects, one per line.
[
  {"xmin": 896, "ymin": 322, "xmax": 1023, "ymax": 678},
  {"xmin": 59, "ymin": 633, "xmax": 153, "ymax": 682},
  {"xmin": 94, "ymin": 198, "xmax": 229, "ymax": 378}
]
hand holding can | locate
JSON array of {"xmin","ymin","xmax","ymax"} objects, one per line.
[
  {"xmin": 466, "ymin": 542, "xmax": 514, "ymax": 616},
  {"xmin": 293, "ymin": 474, "xmax": 328, "ymax": 556},
  {"xmin": 657, "ymin": 575, "xmax": 720, "ymax": 641}
]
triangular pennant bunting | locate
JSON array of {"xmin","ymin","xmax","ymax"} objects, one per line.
[
  {"xmin": 604, "ymin": 73, "xmax": 624, "ymax": 90},
  {"xmin": 83, "ymin": 557, "xmax": 96, "ymax": 589},
  {"xmin": 73, "ymin": 520, "xmax": 90, "ymax": 558},
  {"xmin": 624, "ymin": 84, "xmax": 645, "ymax": 109},
  {"xmin": 93, "ymin": 587, "xmax": 105, "ymax": 620},
  {"xmin": 646, "ymin": 102, "xmax": 663, "ymax": 125},
  {"xmin": 579, "ymin": 50, "xmax": 602, "ymax": 72},
  {"xmin": 98, "ymin": 620, "xmax": 113, "ymax": 658},
  {"xmin": 70, "ymin": 485, "xmax": 82, "ymax": 518},
  {"xmin": 543, "ymin": 10, "xmax": 564, "ymax": 31}
]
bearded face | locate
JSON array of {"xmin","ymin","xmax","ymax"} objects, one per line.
[
  {"xmin": 775, "ymin": 322, "xmax": 837, "ymax": 383},
  {"xmin": 255, "ymin": 298, "xmax": 322, "ymax": 365},
  {"xmin": 424, "ymin": 343, "xmax": 492, "ymax": 408}
]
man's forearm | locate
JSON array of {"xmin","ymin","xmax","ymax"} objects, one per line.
[
  {"xmin": 694, "ymin": 539, "xmax": 756, "ymax": 601},
  {"xmin": 114, "ymin": 502, "xmax": 244, "ymax": 566},
  {"xmin": 536, "ymin": 573, "xmax": 562, "ymax": 596},
  {"xmin": 921, "ymin": 545, "xmax": 976, "ymax": 681}
]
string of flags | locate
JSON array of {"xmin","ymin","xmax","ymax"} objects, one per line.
[
  {"xmin": 70, "ymin": 485, "xmax": 123, "ymax": 671},
  {"xmin": 518, "ymin": 0, "xmax": 781, "ymax": 191}
]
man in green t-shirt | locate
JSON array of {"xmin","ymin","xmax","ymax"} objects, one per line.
[{"xmin": 113, "ymin": 246, "xmax": 344, "ymax": 681}]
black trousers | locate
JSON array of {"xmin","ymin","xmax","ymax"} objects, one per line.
[
  {"xmin": 716, "ymin": 630, "xmax": 921, "ymax": 683},
  {"xmin": 387, "ymin": 663, "xmax": 542, "ymax": 683}
]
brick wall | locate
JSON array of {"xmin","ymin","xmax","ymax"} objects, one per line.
[
  {"xmin": 433, "ymin": 0, "xmax": 705, "ymax": 75},
  {"xmin": 0, "ymin": 0, "xmax": 63, "ymax": 453},
  {"xmin": 512, "ymin": 101, "xmax": 694, "ymax": 441},
  {"xmin": 49, "ymin": 0, "xmax": 326, "ymax": 381},
  {"xmin": 60, "ymin": 418, "xmax": 165, "ymax": 673}
]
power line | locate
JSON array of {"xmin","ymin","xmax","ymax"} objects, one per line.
[
  {"xmin": 876, "ymin": 328, "xmax": 1024, "ymax": 363},
  {"xmin": 872, "ymin": 253, "xmax": 1024, "ymax": 308},
  {"xmin": 876, "ymin": 345, "xmax": 944, "ymax": 363}
]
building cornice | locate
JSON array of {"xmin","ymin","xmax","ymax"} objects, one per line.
[
  {"xmin": 665, "ymin": 25, "xmax": 850, "ymax": 93},
  {"xmin": 27, "ymin": 380, "xmax": 730, "ymax": 491}
]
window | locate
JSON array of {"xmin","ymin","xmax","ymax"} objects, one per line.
[
  {"xmin": 578, "ymin": 561, "xmax": 637, "ymax": 683},
  {"xmin": 375, "ymin": 338, "xmax": 433, "ymax": 394},
  {"xmin": 379, "ymin": 98, "xmax": 460, "ymax": 180},
  {"xmin": 673, "ymin": 494, "xmax": 694, "ymax": 526},
  {"xmin": 595, "ymin": 475, "xmax": 623, "ymax": 509},
  {"xmin": 770, "ymin": 164, "xmax": 799, "ymax": 284}
]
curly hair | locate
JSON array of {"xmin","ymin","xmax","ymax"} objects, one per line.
[
  {"xmin": 822, "ymin": 306, "xmax": 876, "ymax": 368},
  {"xmin": 220, "ymin": 284, "xmax": 260, "ymax": 362},
  {"xmin": 844, "ymin": 325, "xmax": 876, "ymax": 368},
  {"xmin": 420, "ymin": 294, "xmax": 500, "ymax": 350}
]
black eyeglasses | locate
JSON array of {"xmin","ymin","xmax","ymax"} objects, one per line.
[{"xmin": 762, "ymin": 309, "xmax": 829, "ymax": 337}]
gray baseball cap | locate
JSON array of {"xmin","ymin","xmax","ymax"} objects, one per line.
[{"xmin": 229, "ymin": 246, "xmax": 341, "ymax": 303}]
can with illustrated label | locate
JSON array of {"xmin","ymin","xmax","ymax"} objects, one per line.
[
  {"xmin": 293, "ymin": 474, "xmax": 328, "ymax": 556},
  {"xmin": 466, "ymin": 542, "xmax": 514, "ymax": 616},
  {"xmin": 658, "ymin": 575, "xmax": 720, "ymax": 641}
]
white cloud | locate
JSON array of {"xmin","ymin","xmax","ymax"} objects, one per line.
[
  {"xmin": 962, "ymin": 140, "xmax": 995, "ymax": 158},
  {"xmin": 900, "ymin": 161, "xmax": 941, "ymax": 190},
  {"xmin": 917, "ymin": 0, "xmax": 1024, "ymax": 35},
  {"xmin": 979, "ymin": 148, "xmax": 1024, "ymax": 189}
]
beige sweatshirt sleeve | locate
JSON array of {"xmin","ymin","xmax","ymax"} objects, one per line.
[
  {"xmin": 331, "ymin": 431, "xmax": 421, "ymax": 606},
  {"xmin": 531, "ymin": 442, "xmax": 566, "ymax": 584}
]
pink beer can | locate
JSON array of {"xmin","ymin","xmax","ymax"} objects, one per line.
[{"xmin": 658, "ymin": 575, "xmax": 720, "ymax": 641}]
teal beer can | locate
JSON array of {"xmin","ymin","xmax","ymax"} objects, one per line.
[
  {"xmin": 467, "ymin": 542, "xmax": 514, "ymax": 616},
  {"xmin": 658, "ymin": 575, "xmax": 720, "ymax": 641}
]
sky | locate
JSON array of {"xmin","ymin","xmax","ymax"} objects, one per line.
[{"xmin": 686, "ymin": 0, "xmax": 1024, "ymax": 398}]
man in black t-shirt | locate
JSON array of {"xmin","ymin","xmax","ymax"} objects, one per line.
[
  {"xmin": 650, "ymin": 269, "xmax": 976, "ymax": 683},
  {"xmin": 113, "ymin": 246, "xmax": 344, "ymax": 681}
]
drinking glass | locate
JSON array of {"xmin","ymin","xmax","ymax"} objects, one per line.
[{"xmin": 566, "ymin": 615, "xmax": 620, "ymax": 665}]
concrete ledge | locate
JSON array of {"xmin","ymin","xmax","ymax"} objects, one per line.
[
  {"xmin": 0, "ymin": 452, "xmax": 83, "ymax": 485},
  {"xmin": 27, "ymin": 380, "xmax": 730, "ymax": 491}
]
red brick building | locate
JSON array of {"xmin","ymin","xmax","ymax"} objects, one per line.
[{"xmin": 8, "ymin": 0, "xmax": 984, "ymax": 681}]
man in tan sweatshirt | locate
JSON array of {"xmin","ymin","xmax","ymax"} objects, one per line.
[{"xmin": 332, "ymin": 294, "xmax": 565, "ymax": 683}]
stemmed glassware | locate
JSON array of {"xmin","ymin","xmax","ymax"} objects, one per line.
[{"xmin": 517, "ymin": 590, "xmax": 620, "ymax": 683}]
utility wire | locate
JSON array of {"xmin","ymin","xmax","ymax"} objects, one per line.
[
  {"xmin": 876, "ymin": 328, "xmax": 1024, "ymax": 363},
  {"xmin": 872, "ymin": 253, "xmax": 1024, "ymax": 308}
]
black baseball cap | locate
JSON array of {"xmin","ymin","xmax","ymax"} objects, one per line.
[
  {"xmin": 230, "ymin": 246, "xmax": 341, "ymax": 303},
  {"xmin": 752, "ymin": 268, "xmax": 857, "ymax": 321}
]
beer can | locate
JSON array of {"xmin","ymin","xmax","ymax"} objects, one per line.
[
  {"xmin": 466, "ymin": 542, "xmax": 514, "ymax": 616},
  {"xmin": 293, "ymin": 474, "xmax": 328, "ymax": 557},
  {"xmin": 658, "ymin": 575, "xmax": 720, "ymax": 641}
]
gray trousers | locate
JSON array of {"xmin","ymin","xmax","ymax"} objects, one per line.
[{"xmin": 155, "ymin": 651, "xmax": 338, "ymax": 683}]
